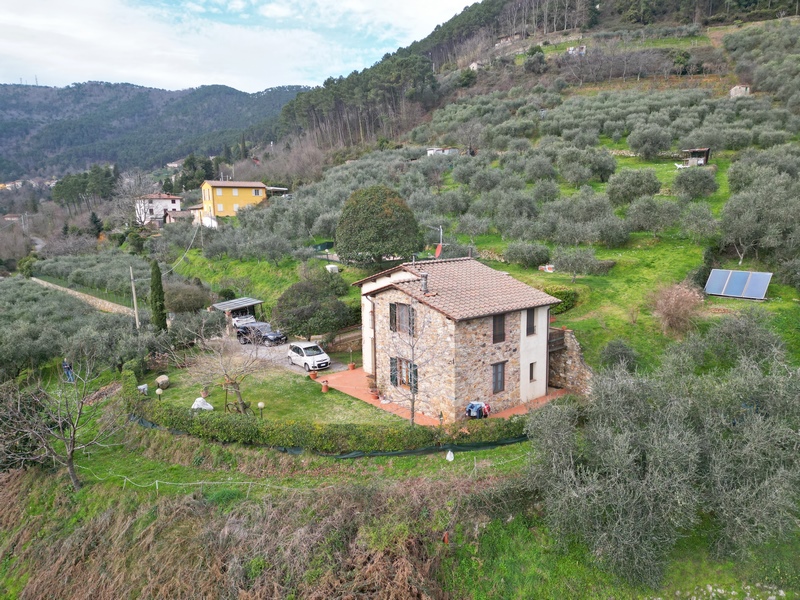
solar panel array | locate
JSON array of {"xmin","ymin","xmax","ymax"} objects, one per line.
[{"xmin": 704, "ymin": 269, "xmax": 772, "ymax": 300}]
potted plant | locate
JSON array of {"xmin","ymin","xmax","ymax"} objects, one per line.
[
  {"xmin": 347, "ymin": 347, "xmax": 356, "ymax": 370},
  {"xmin": 366, "ymin": 374, "xmax": 379, "ymax": 399},
  {"xmin": 309, "ymin": 370, "xmax": 318, "ymax": 380}
]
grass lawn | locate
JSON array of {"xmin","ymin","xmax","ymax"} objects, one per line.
[
  {"xmin": 144, "ymin": 366, "xmax": 404, "ymax": 425},
  {"xmin": 174, "ymin": 251, "xmax": 367, "ymax": 315}
]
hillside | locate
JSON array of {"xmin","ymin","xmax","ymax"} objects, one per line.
[{"xmin": 0, "ymin": 82, "xmax": 309, "ymax": 181}]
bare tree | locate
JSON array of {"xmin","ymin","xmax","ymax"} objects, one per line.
[
  {"xmin": 161, "ymin": 319, "xmax": 269, "ymax": 414},
  {"xmin": 0, "ymin": 358, "xmax": 123, "ymax": 491},
  {"xmin": 380, "ymin": 298, "xmax": 441, "ymax": 427},
  {"xmin": 110, "ymin": 169, "xmax": 158, "ymax": 228}
]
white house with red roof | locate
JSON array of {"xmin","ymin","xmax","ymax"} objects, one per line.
[{"xmin": 137, "ymin": 193, "xmax": 182, "ymax": 225}]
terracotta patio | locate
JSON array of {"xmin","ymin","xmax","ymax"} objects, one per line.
[{"xmin": 316, "ymin": 367, "xmax": 566, "ymax": 425}]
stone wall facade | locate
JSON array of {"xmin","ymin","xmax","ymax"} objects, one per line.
[
  {"xmin": 454, "ymin": 312, "xmax": 522, "ymax": 417},
  {"xmin": 373, "ymin": 289, "xmax": 458, "ymax": 422},
  {"xmin": 548, "ymin": 329, "xmax": 593, "ymax": 396}
]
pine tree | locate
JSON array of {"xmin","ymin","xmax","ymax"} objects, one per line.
[
  {"xmin": 150, "ymin": 260, "xmax": 167, "ymax": 331},
  {"xmin": 89, "ymin": 212, "xmax": 103, "ymax": 237}
]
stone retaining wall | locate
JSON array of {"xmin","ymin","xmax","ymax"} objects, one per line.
[
  {"xmin": 31, "ymin": 278, "xmax": 135, "ymax": 316},
  {"xmin": 549, "ymin": 329, "xmax": 593, "ymax": 396}
]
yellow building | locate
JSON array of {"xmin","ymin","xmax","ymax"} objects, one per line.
[{"xmin": 200, "ymin": 180, "xmax": 269, "ymax": 227}]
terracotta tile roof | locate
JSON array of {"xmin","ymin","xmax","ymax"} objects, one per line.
[
  {"xmin": 358, "ymin": 257, "xmax": 560, "ymax": 321},
  {"xmin": 202, "ymin": 180, "xmax": 267, "ymax": 188},
  {"xmin": 141, "ymin": 193, "xmax": 182, "ymax": 200}
]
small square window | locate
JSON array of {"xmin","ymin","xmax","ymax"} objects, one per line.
[
  {"xmin": 217, "ymin": 203, "xmax": 224, "ymax": 212},
  {"xmin": 526, "ymin": 308, "xmax": 536, "ymax": 336},
  {"xmin": 492, "ymin": 362, "xmax": 506, "ymax": 394},
  {"xmin": 232, "ymin": 188, "xmax": 239, "ymax": 196},
  {"xmin": 216, "ymin": 188, "xmax": 222, "ymax": 196},
  {"xmin": 253, "ymin": 189, "xmax": 261, "ymax": 196},
  {"xmin": 233, "ymin": 204, "xmax": 239, "ymax": 212},
  {"xmin": 493, "ymin": 314, "xmax": 505, "ymax": 343}
]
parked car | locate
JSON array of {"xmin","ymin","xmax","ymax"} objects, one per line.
[
  {"xmin": 287, "ymin": 341, "xmax": 330, "ymax": 371},
  {"xmin": 231, "ymin": 314, "xmax": 257, "ymax": 327},
  {"xmin": 236, "ymin": 322, "xmax": 287, "ymax": 346}
]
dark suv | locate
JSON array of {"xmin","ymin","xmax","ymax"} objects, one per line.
[{"xmin": 236, "ymin": 322, "xmax": 287, "ymax": 346}]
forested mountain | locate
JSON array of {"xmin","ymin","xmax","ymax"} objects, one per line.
[{"xmin": 0, "ymin": 83, "xmax": 309, "ymax": 181}]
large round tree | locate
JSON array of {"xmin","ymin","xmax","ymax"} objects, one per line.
[{"xmin": 335, "ymin": 185, "xmax": 423, "ymax": 266}]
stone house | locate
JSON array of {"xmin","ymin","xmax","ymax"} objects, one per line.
[{"xmin": 354, "ymin": 258, "xmax": 561, "ymax": 423}]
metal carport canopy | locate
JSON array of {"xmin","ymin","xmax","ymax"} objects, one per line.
[{"xmin": 211, "ymin": 297, "xmax": 264, "ymax": 312}]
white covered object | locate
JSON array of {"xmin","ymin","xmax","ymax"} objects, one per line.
[{"xmin": 191, "ymin": 397, "xmax": 214, "ymax": 411}]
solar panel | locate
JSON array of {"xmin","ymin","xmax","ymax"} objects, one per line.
[
  {"xmin": 704, "ymin": 269, "xmax": 729, "ymax": 295},
  {"xmin": 704, "ymin": 269, "xmax": 772, "ymax": 300},
  {"xmin": 742, "ymin": 272, "xmax": 772, "ymax": 299}
]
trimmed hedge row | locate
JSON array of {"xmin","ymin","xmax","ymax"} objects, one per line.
[
  {"xmin": 127, "ymin": 391, "xmax": 527, "ymax": 455},
  {"xmin": 544, "ymin": 285, "xmax": 578, "ymax": 314}
]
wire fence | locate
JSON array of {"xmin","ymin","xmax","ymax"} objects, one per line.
[
  {"xmin": 75, "ymin": 452, "xmax": 528, "ymax": 497},
  {"xmin": 75, "ymin": 463, "xmax": 329, "ymax": 497},
  {"xmin": 33, "ymin": 274, "xmax": 134, "ymax": 308}
]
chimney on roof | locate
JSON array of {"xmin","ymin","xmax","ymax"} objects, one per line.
[{"xmin": 420, "ymin": 272, "xmax": 429, "ymax": 294}]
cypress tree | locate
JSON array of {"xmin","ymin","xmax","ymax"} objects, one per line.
[
  {"xmin": 150, "ymin": 260, "xmax": 167, "ymax": 331},
  {"xmin": 89, "ymin": 212, "xmax": 103, "ymax": 237}
]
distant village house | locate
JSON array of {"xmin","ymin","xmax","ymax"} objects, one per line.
[
  {"xmin": 137, "ymin": 193, "xmax": 182, "ymax": 226},
  {"xmin": 730, "ymin": 85, "xmax": 750, "ymax": 98}
]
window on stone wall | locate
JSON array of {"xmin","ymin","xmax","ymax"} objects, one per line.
[
  {"xmin": 526, "ymin": 308, "xmax": 537, "ymax": 336},
  {"xmin": 390, "ymin": 357, "xmax": 418, "ymax": 393},
  {"xmin": 389, "ymin": 302, "xmax": 415, "ymax": 336},
  {"xmin": 493, "ymin": 313, "xmax": 505, "ymax": 343},
  {"xmin": 492, "ymin": 361, "xmax": 506, "ymax": 393}
]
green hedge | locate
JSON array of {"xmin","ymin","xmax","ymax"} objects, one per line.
[
  {"xmin": 544, "ymin": 285, "xmax": 578, "ymax": 314},
  {"xmin": 129, "ymin": 399, "xmax": 527, "ymax": 455}
]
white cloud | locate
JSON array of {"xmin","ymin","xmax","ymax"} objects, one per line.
[
  {"xmin": 0, "ymin": 0, "xmax": 470, "ymax": 92},
  {"xmin": 257, "ymin": 2, "xmax": 294, "ymax": 19}
]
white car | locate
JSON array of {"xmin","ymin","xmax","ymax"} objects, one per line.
[
  {"xmin": 231, "ymin": 314, "xmax": 257, "ymax": 327},
  {"xmin": 287, "ymin": 341, "xmax": 331, "ymax": 371}
]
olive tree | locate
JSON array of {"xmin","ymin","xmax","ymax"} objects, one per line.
[
  {"xmin": 672, "ymin": 167, "xmax": 718, "ymax": 200},
  {"xmin": 527, "ymin": 311, "xmax": 800, "ymax": 586},
  {"xmin": 606, "ymin": 168, "xmax": 661, "ymax": 206},
  {"xmin": 626, "ymin": 196, "xmax": 680, "ymax": 237},
  {"xmin": 627, "ymin": 124, "xmax": 672, "ymax": 160}
]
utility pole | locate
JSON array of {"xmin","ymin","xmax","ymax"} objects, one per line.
[{"xmin": 130, "ymin": 266, "xmax": 140, "ymax": 330}]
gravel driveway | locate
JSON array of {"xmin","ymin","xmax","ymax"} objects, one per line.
[{"xmin": 237, "ymin": 338, "xmax": 346, "ymax": 375}]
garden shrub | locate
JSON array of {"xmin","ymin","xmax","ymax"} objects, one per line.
[
  {"xmin": 130, "ymin": 402, "xmax": 527, "ymax": 454},
  {"xmin": 544, "ymin": 285, "xmax": 578, "ymax": 314}
]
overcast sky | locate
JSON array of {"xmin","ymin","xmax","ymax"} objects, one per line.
[{"xmin": 0, "ymin": 0, "xmax": 469, "ymax": 93}]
